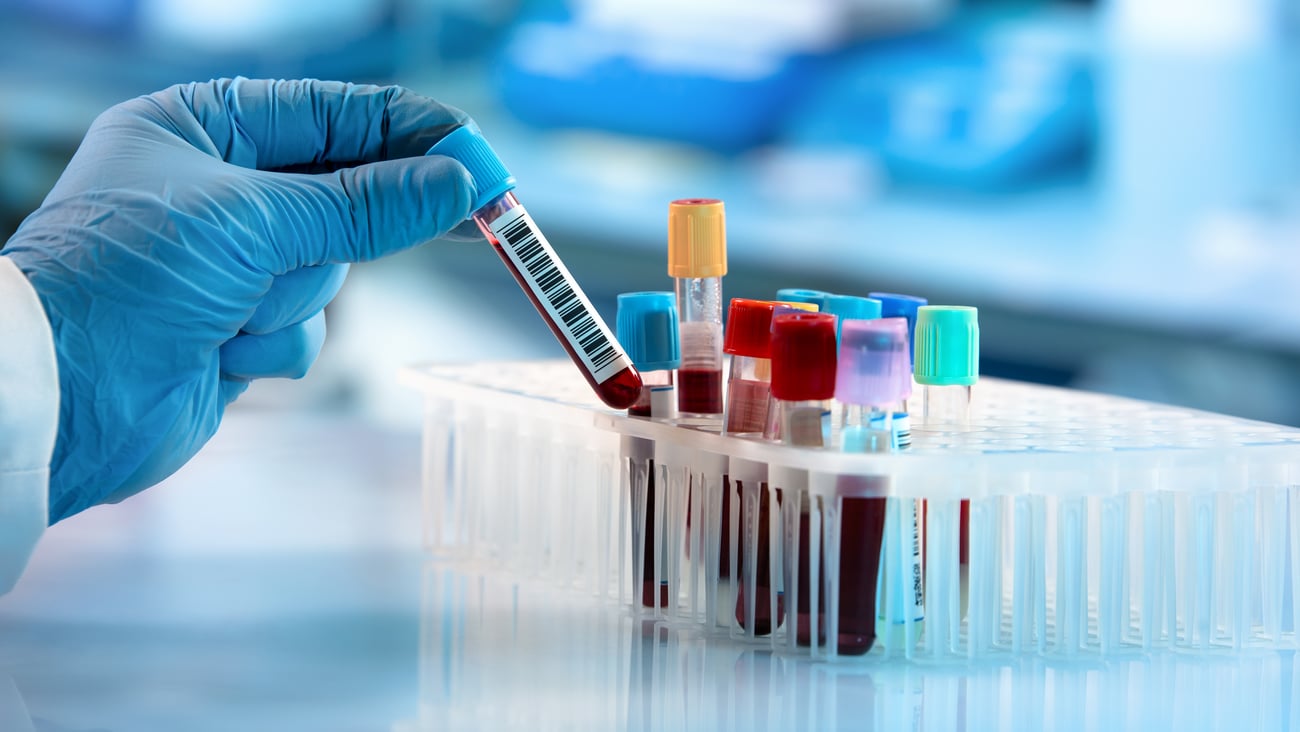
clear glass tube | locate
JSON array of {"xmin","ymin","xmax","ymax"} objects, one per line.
[
  {"xmin": 473, "ymin": 191, "xmax": 642, "ymax": 409},
  {"xmin": 723, "ymin": 354, "xmax": 771, "ymax": 435},
  {"xmin": 921, "ymin": 384, "xmax": 972, "ymax": 428},
  {"xmin": 628, "ymin": 369, "xmax": 675, "ymax": 419},
  {"xmin": 766, "ymin": 399, "xmax": 829, "ymax": 447},
  {"xmin": 675, "ymin": 276, "xmax": 723, "ymax": 416},
  {"xmin": 919, "ymin": 382, "xmax": 972, "ymax": 605}
]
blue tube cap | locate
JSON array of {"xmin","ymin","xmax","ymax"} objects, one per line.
[
  {"xmin": 616, "ymin": 292, "xmax": 681, "ymax": 372},
  {"xmin": 868, "ymin": 292, "xmax": 928, "ymax": 358},
  {"xmin": 426, "ymin": 123, "xmax": 517, "ymax": 212},
  {"xmin": 821, "ymin": 294, "xmax": 882, "ymax": 325}
]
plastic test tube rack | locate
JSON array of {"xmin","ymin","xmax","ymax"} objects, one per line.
[{"xmin": 400, "ymin": 360, "xmax": 1300, "ymax": 661}]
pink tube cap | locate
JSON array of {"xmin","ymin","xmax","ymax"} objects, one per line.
[{"xmin": 835, "ymin": 317, "xmax": 913, "ymax": 407}]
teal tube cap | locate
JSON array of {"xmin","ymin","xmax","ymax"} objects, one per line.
[
  {"xmin": 616, "ymin": 292, "xmax": 681, "ymax": 372},
  {"xmin": 426, "ymin": 124, "xmax": 517, "ymax": 212},
  {"xmin": 914, "ymin": 305, "xmax": 979, "ymax": 386}
]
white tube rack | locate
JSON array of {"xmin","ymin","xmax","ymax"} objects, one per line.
[{"xmin": 401, "ymin": 360, "xmax": 1300, "ymax": 661}]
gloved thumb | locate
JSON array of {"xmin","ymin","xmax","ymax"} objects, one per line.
[{"xmin": 255, "ymin": 154, "xmax": 476, "ymax": 272}]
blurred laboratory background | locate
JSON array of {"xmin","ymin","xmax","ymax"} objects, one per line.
[{"xmin": 2, "ymin": 0, "xmax": 1299, "ymax": 426}]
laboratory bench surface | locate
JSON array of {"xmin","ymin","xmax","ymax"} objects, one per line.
[{"xmin": 2, "ymin": 408, "xmax": 1299, "ymax": 732}]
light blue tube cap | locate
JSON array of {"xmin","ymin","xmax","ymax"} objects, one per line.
[
  {"xmin": 821, "ymin": 294, "xmax": 882, "ymax": 331},
  {"xmin": 616, "ymin": 292, "xmax": 681, "ymax": 372},
  {"xmin": 775, "ymin": 288, "xmax": 830, "ymax": 308},
  {"xmin": 426, "ymin": 123, "xmax": 517, "ymax": 212},
  {"xmin": 835, "ymin": 317, "xmax": 913, "ymax": 406}
]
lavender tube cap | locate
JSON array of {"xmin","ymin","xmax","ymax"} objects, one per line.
[{"xmin": 835, "ymin": 317, "xmax": 913, "ymax": 407}]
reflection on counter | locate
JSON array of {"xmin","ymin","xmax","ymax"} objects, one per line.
[{"xmin": 409, "ymin": 564, "xmax": 1300, "ymax": 732}]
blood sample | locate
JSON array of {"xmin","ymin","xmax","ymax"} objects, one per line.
[
  {"xmin": 668, "ymin": 199, "xmax": 726, "ymax": 418},
  {"xmin": 677, "ymin": 367, "xmax": 723, "ymax": 415},
  {"xmin": 838, "ymin": 317, "xmax": 920, "ymax": 653},
  {"xmin": 765, "ymin": 312, "xmax": 842, "ymax": 648},
  {"xmin": 733, "ymin": 481, "xmax": 784, "ymax": 635},
  {"xmin": 427, "ymin": 124, "xmax": 642, "ymax": 409},
  {"xmin": 735, "ymin": 312, "xmax": 838, "ymax": 636}
]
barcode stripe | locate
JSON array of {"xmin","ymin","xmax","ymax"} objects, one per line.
[{"xmin": 494, "ymin": 209, "xmax": 625, "ymax": 375}]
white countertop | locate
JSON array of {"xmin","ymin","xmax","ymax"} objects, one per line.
[{"xmin": 1, "ymin": 408, "xmax": 1295, "ymax": 731}]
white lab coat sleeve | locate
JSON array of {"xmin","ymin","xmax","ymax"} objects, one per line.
[{"xmin": 0, "ymin": 256, "xmax": 56, "ymax": 594}]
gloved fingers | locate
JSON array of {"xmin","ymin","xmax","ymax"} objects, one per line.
[
  {"xmin": 251, "ymin": 155, "xmax": 474, "ymax": 271},
  {"xmin": 220, "ymin": 376, "xmax": 251, "ymax": 406},
  {"xmin": 219, "ymin": 310, "xmax": 327, "ymax": 380},
  {"xmin": 243, "ymin": 263, "xmax": 349, "ymax": 335},
  {"xmin": 442, "ymin": 218, "xmax": 487, "ymax": 243},
  {"xmin": 147, "ymin": 78, "xmax": 472, "ymax": 170}
]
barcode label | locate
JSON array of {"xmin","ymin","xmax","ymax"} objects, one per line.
[{"xmin": 488, "ymin": 206, "xmax": 631, "ymax": 384}]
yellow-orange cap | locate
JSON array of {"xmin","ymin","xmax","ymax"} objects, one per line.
[
  {"xmin": 668, "ymin": 199, "xmax": 727, "ymax": 278},
  {"xmin": 771, "ymin": 300, "xmax": 819, "ymax": 312}
]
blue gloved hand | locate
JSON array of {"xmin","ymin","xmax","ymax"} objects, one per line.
[{"xmin": 1, "ymin": 78, "xmax": 476, "ymax": 521}]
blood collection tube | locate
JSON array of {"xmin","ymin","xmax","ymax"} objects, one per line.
[
  {"xmin": 914, "ymin": 305, "xmax": 979, "ymax": 609},
  {"xmin": 427, "ymin": 124, "xmax": 642, "ymax": 409},
  {"xmin": 914, "ymin": 306, "xmax": 979, "ymax": 429},
  {"xmin": 616, "ymin": 292, "xmax": 682, "ymax": 609},
  {"xmin": 668, "ymin": 199, "xmax": 727, "ymax": 417},
  {"xmin": 836, "ymin": 318, "xmax": 921, "ymax": 653},
  {"xmin": 738, "ymin": 312, "xmax": 838, "ymax": 641},
  {"xmin": 616, "ymin": 292, "xmax": 681, "ymax": 420},
  {"xmin": 722, "ymin": 299, "xmax": 777, "ymax": 436},
  {"xmin": 718, "ymin": 300, "xmax": 816, "ymax": 590},
  {"xmin": 868, "ymin": 292, "xmax": 928, "ymax": 412}
]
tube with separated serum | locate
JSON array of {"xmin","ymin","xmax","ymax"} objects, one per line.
[
  {"xmin": 616, "ymin": 292, "xmax": 682, "ymax": 609},
  {"xmin": 668, "ymin": 200, "xmax": 727, "ymax": 419},
  {"xmin": 428, "ymin": 124, "xmax": 642, "ymax": 409}
]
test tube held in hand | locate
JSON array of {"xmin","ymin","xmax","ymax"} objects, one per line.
[
  {"xmin": 668, "ymin": 200, "xmax": 727, "ymax": 417},
  {"xmin": 428, "ymin": 125, "xmax": 642, "ymax": 409}
]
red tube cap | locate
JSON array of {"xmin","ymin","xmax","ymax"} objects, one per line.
[
  {"xmin": 724, "ymin": 298, "xmax": 777, "ymax": 358},
  {"xmin": 770, "ymin": 312, "xmax": 838, "ymax": 401}
]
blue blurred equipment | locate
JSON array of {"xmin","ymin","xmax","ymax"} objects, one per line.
[
  {"xmin": 783, "ymin": 20, "xmax": 1095, "ymax": 188},
  {"xmin": 496, "ymin": 17, "xmax": 823, "ymax": 153},
  {"xmin": 1, "ymin": 78, "xmax": 476, "ymax": 521}
]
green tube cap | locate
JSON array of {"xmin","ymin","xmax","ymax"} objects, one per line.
[{"xmin": 914, "ymin": 306, "xmax": 979, "ymax": 386}]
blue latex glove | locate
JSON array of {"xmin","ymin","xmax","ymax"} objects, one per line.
[{"xmin": 1, "ymin": 78, "xmax": 476, "ymax": 521}]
